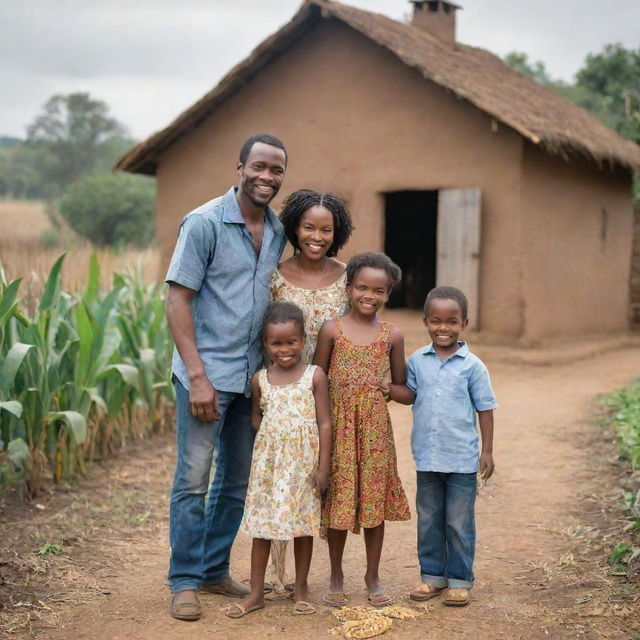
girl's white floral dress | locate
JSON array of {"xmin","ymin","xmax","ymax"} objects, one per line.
[{"xmin": 240, "ymin": 365, "xmax": 320, "ymax": 540}]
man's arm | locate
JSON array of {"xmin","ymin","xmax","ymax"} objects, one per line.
[{"xmin": 165, "ymin": 282, "xmax": 218, "ymax": 423}]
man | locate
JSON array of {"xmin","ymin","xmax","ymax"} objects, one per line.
[{"xmin": 165, "ymin": 134, "xmax": 288, "ymax": 621}]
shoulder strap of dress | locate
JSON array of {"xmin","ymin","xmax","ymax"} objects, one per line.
[
  {"xmin": 379, "ymin": 321, "xmax": 391, "ymax": 343},
  {"xmin": 259, "ymin": 368, "xmax": 269, "ymax": 389},
  {"xmin": 302, "ymin": 364, "xmax": 315, "ymax": 385}
]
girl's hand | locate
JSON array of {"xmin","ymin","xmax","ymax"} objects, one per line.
[
  {"xmin": 313, "ymin": 469, "xmax": 330, "ymax": 495},
  {"xmin": 377, "ymin": 381, "xmax": 391, "ymax": 401},
  {"xmin": 479, "ymin": 452, "xmax": 495, "ymax": 481}
]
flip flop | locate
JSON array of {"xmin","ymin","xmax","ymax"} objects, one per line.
[
  {"xmin": 322, "ymin": 592, "xmax": 348, "ymax": 607},
  {"xmin": 409, "ymin": 584, "xmax": 443, "ymax": 602},
  {"xmin": 224, "ymin": 603, "xmax": 265, "ymax": 619},
  {"xmin": 293, "ymin": 600, "xmax": 316, "ymax": 615},
  {"xmin": 367, "ymin": 587, "xmax": 392, "ymax": 607}
]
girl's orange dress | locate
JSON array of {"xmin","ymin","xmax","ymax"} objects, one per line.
[{"xmin": 323, "ymin": 319, "xmax": 411, "ymax": 533}]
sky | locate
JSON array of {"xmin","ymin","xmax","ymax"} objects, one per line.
[{"xmin": 1, "ymin": 0, "xmax": 639, "ymax": 142}]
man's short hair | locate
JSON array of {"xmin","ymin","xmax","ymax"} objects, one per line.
[{"xmin": 239, "ymin": 134, "xmax": 287, "ymax": 166}]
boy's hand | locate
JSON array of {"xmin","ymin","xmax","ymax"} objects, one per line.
[
  {"xmin": 479, "ymin": 452, "xmax": 495, "ymax": 481},
  {"xmin": 312, "ymin": 469, "xmax": 330, "ymax": 495}
]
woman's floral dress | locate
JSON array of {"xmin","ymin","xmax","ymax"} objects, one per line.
[
  {"xmin": 270, "ymin": 270, "xmax": 349, "ymax": 363},
  {"xmin": 241, "ymin": 365, "xmax": 320, "ymax": 540},
  {"xmin": 322, "ymin": 319, "xmax": 411, "ymax": 533}
]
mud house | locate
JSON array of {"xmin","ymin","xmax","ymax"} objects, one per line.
[{"xmin": 117, "ymin": 0, "xmax": 640, "ymax": 341}]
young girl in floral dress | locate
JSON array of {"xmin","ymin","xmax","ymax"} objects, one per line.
[
  {"xmin": 314, "ymin": 252, "xmax": 411, "ymax": 608},
  {"xmin": 225, "ymin": 302, "xmax": 331, "ymax": 619},
  {"xmin": 268, "ymin": 189, "xmax": 352, "ymax": 588}
]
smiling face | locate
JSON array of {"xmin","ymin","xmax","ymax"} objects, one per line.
[
  {"xmin": 295, "ymin": 205, "xmax": 334, "ymax": 260},
  {"xmin": 237, "ymin": 142, "xmax": 287, "ymax": 208},
  {"xmin": 424, "ymin": 297, "xmax": 468, "ymax": 355},
  {"xmin": 346, "ymin": 266, "xmax": 392, "ymax": 317},
  {"xmin": 263, "ymin": 320, "xmax": 305, "ymax": 369}
]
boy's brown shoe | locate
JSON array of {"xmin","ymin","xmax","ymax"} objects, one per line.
[{"xmin": 443, "ymin": 588, "xmax": 470, "ymax": 606}]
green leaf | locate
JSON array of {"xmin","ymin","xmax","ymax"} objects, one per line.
[
  {"xmin": 87, "ymin": 387, "xmax": 108, "ymax": 414},
  {"xmin": 99, "ymin": 364, "xmax": 140, "ymax": 391},
  {"xmin": 39, "ymin": 254, "xmax": 66, "ymax": 313},
  {"xmin": 47, "ymin": 410, "xmax": 86, "ymax": 445},
  {"xmin": 86, "ymin": 254, "xmax": 100, "ymax": 304},
  {"xmin": 0, "ymin": 400, "xmax": 23, "ymax": 418},
  {"xmin": 0, "ymin": 278, "xmax": 22, "ymax": 327},
  {"xmin": 0, "ymin": 342, "xmax": 35, "ymax": 393},
  {"xmin": 7, "ymin": 437, "xmax": 30, "ymax": 469}
]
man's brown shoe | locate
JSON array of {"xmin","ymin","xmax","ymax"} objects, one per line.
[
  {"xmin": 170, "ymin": 591, "xmax": 202, "ymax": 621},
  {"xmin": 200, "ymin": 577, "xmax": 250, "ymax": 598}
]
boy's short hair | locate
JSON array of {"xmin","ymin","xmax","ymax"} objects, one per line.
[
  {"xmin": 424, "ymin": 286, "xmax": 469, "ymax": 320},
  {"xmin": 346, "ymin": 252, "xmax": 401, "ymax": 290},
  {"xmin": 262, "ymin": 301, "xmax": 305, "ymax": 335}
]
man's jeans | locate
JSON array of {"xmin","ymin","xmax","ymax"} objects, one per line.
[
  {"xmin": 416, "ymin": 471, "xmax": 477, "ymax": 589},
  {"xmin": 168, "ymin": 378, "xmax": 254, "ymax": 593}
]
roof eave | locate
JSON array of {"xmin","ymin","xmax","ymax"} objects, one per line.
[{"xmin": 115, "ymin": 1, "xmax": 321, "ymax": 175}]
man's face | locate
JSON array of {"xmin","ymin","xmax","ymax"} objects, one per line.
[{"xmin": 237, "ymin": 142, "xmax": 286, "ymax": 208}]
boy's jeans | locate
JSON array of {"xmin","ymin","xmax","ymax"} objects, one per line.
[
  {"xmin": 416, "ymin": 471, "xmax": 477, "ymax": 589},
  {"xmin": 168, "ymin": 378, "xmax": 255, "ymax": 594}
]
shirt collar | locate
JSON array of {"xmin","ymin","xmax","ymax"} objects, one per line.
[
  {"xmin": 423, "ymin": 341, "xmax": 469, "ymax": 359},
  {"xmin": 222, "ymin": 186, "xmax": 283, "ymax": 233}
]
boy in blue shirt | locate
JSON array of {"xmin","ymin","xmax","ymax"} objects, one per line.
[{"xmin": 387, "ymin": 286, "xmax": 497, "ymax": 606}]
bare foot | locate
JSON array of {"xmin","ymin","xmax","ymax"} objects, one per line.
[
  {"xmin": 293, "ymin": 581, "xmax": 309, "ymax": 603},
  {"xmin": 329, "ymin": 570, "xmax": 344, "ymax": 594},
  {"xmin": 233, "ymin": 593, "xmax": 265, "ymax": 613}
]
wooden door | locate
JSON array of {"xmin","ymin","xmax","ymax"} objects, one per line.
[{"xmin": 436, "ymin": 188, "xmax": 482, "ymax": 330}]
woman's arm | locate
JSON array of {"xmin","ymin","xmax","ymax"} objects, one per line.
[
  {"xmin": 312, "ymin": 319, "xmax": 336, "ymax": 373},
  {"xmin": 250, "ymin": 372, "xmax": 263, "ymax": 431},
  {"xmin": 312, "ymin": 367, "xmax": 332, "ymax": 493}
]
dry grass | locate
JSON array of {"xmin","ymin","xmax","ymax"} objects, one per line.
[{"xmin": 0, "ymin": 199, "xmax": 161, "ymax": 305}]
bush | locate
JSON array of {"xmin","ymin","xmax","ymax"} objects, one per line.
[{"xmin": 59, "ymin": 173, "xmax": 156, "ymax": 247}]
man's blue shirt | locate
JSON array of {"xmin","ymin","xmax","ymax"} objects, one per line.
[
  {"xmin": 407, "ymin": 342, "xmax": 497, "ymax": 473},
  {"xmin": 165, "ymin": 186, "xmax": 285, "ymax": 395}
]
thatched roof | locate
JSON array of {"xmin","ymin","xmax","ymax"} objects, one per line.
[{"xmin": 116, "ymin": 0, "xmax": 640, "ymax": 175}]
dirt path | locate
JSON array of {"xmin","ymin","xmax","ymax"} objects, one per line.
[{"xmin": 3, "ymin": 313, "xmax": 639, "ymax": 639}]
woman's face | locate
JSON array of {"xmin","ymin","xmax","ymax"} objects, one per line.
[{"xmin": 296, "ymin": 205, "xmax": 334, "ymax": 260}]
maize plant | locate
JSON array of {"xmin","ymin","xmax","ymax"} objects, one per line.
[{"xmin": 0, "ymin": 254, "xmax": 174, "ymax": 497}]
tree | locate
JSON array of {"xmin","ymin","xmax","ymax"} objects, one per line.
[
  {"xmin": 574, "ymin": 44, "xmax": 640, "ymax": 144},
  {"xmin": 59, "ymin": 174, "xmax": 156, "ymax": 247},
  {"xmin": 503, "ymin": 52, "xmax": 553, "ymax": 85},
  {"xmin": 26, "ymin": 93, "xmax": 128, "ymax": 192}
]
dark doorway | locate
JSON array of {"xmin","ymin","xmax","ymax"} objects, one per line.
[{"xmin": 384, "ymin": 190, "xmax": 438, "ymax": 308}]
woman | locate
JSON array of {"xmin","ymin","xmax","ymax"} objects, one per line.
[{"xmin": 267, "ymin": 188, "xmax": 353, "ymax": 590}]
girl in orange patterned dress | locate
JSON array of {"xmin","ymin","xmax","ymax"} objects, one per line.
[{"xmin": 314, "ymin": 252, "xmax": 411, "ymax": 608}]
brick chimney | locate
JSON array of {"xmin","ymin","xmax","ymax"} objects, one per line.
[{"xmin": 409, "ymin": 1, "xmax": 461, "ymax": 46}]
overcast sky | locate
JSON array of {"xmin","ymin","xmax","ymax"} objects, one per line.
[{"xmin": 1, "ymin": 0, "xmax": 639, "ymax": 141}]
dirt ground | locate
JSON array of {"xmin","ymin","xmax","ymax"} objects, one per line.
[{"xmin": 1, "ymin": 311, "xmax": 639, "ymax": 640}]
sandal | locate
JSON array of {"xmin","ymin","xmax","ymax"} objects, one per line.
[
  {"xmin": 409, "ymin": 584, "xmax": 443, "ymax": 602},
  {"xmin": 367, "ymin": 587, "xmax": 392, "ymax": 607},
  {"xmin": 293, "ymin": 600, "xmax": 316, "ymax": 615},
  {"xmin": 322, "ymin": 592, "xmax": 348, "ymax": 607},
  {"xmin": 224, "ymin": 602, "xmax": 265, "ymax": 618}
]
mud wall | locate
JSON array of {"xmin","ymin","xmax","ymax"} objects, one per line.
[
  {"xmin": 155, "ymin": 19, "xmax": 525, "ymax": 335},
  {"xmin": 520, "ymin": 144, "xmax": 634, "ymax": 339}
]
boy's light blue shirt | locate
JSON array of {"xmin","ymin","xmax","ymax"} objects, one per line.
[
  {"xmin": 407, "ymin": 341, "xmax": 497, "ymax": 473},
  {"xmin": 165, "ymin": 186, "xmax": 285, "ymax": 396}
]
